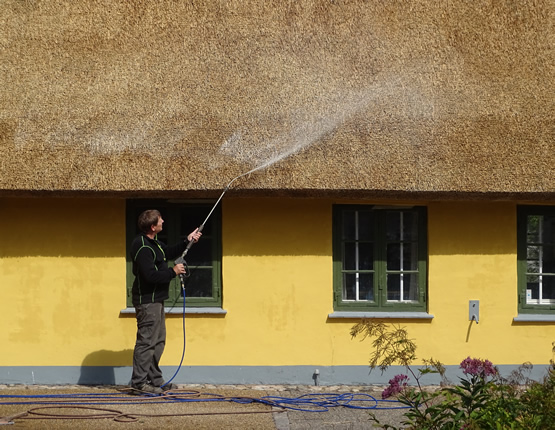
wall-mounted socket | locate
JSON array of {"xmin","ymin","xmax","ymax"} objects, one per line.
[{"xmin": 469, "ymin": 300, "xmax": 479, "ymax": 324}]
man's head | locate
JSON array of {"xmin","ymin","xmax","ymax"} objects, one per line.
[{"xmin": 138, "ymin": 209, "xmax": 162, "ymax": 234}]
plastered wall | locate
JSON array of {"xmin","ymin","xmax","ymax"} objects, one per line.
[{"xmin": 1, "ymin": 198, "xmax": 553, "ymax": 374}]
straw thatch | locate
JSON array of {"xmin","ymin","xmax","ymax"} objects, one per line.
[{"xmin": 1, "ymin": 0, "xmax": 553, "ymax": 199}]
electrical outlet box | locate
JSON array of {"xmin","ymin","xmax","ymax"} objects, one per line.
[{"xmin": 469, "ymin": 300, "xmax": 479, "ymax": 323}]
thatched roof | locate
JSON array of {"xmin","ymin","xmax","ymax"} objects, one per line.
[{"xmin": 1, "ymin": 0, "xmax": 553, "ymax": 199}]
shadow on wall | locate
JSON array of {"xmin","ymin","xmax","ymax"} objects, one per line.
[{"xmin": 78, "ymin": 349, "xmax": 133, "ymax": 385}]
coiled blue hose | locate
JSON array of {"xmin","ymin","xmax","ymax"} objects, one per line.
[{"xmin": 0, "ymin": 391, "xmax": 407, "ymax": 411}]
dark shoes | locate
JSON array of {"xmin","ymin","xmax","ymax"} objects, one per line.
[
  {"xmin": 161, "ymin": 382, "xmax": 179, "ymax": 391},
  {"xmin": 129, "ymin": 381, "xmax": 178, "ymax": 395},
  {"xmin": 130, "ymin": 382, "xmax": 164, "ymax": 395}
]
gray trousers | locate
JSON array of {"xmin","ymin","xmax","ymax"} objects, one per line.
[{"xmin": 131, "ymin": 302, "xmax": 166, "ymax": 387}]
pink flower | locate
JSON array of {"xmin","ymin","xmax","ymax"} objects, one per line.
[
  {"xmin": 382, "ymin": 374, "xmax": 409, "ymax": 399},
  {"xmin": 460, "ymin": 357, "xmax": 497, "ymax": 378}
]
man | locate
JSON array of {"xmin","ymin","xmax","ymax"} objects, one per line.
[{"xmin": 130, "ymin": 209, "xmax": 201, "ymax": 394}]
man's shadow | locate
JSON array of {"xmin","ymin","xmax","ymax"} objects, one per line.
[{"xmin": 78, "ymin": 349, "xmax": 133, "ymax": 385}]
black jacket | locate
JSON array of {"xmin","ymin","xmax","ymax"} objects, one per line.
[{"xmin": 130, "ymin": 234, "xmax": 187, "ymax": 306}]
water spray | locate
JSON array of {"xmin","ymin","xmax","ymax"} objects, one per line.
[{"xmin": 175, "ymin": 112, "xmax": 333, "ymax": 285}]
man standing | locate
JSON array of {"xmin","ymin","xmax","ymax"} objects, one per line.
[{"xmin": 130, "ymin": 209, "xmax": 201, "ymax": 394}]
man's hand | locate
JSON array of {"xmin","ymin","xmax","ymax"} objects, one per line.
[
  {"xmin": 188, "ymin": 228, "xmax": 202, "ymax": 243},
  {"xmin": 173, "ymin": 263, "xmax": 186, "ymax": 275}
]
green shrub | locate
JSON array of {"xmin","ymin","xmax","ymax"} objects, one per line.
[{"xmin": 351, "ymin": 320, "xmax": 555, "ymax": 430}]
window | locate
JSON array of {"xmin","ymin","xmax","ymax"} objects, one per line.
[
  {"xmin": 517, "ymin": 206, "xmax": 555, "ymax": 314},
  {"xmin": 126, "ymin": 200, "xmax": 222, "ymax": 308},
  {"xmin": 332, "ymin": 205, "xmax": 427, "ymax": 312}
]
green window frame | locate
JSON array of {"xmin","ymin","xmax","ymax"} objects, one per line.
[
  {"xmin": 332, "ymin": 205, "xmax": 427, "ymax": 312},
  {"xmin": 517, "ymin": 205, "xmax": 555, "ymax": 314},
  {"xmin": 126, "ymin": 199, "xmax": 222, "ymax": 308}
]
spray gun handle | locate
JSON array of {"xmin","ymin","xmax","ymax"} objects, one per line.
[
  {"xmin": 175, "ymin": 224, "xmax": 204, "ymax": 291},
  {"xmin": 175, "ymin": 256, "xmax": 186, "ymax": 265},
  {"xmin": 174, "ymin": 256, "xmax": 186, "ymax": 289}
]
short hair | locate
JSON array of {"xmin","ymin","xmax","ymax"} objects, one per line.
[{"xmin": 137, "ymin": 209, "xmax": 161, "ymax": 234}]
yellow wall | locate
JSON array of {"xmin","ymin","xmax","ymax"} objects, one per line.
[
  {"xmin": 1, "ymin": 197, "xmax": 553, "ymax": 370},
  {"xmin": 0, "ymin": 198, "xmax": 133, "ymax": 366}
]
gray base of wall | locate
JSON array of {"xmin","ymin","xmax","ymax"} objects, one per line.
[{"xmin": 0, "ymin": 364, "xmax": 551, "ymax": 387}]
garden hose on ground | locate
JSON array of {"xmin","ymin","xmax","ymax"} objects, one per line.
[{"xmin": 0, "ymin": 390, "xmax": 406, "ymax": 424}]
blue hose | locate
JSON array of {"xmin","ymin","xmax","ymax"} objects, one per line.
[
  {"xmin": 160, "ymin": 287, "xmax": 187, "ymax": 389},
  {"xmin": 0, "ymin": 391, "xmax": 407, "ymax": 411}
]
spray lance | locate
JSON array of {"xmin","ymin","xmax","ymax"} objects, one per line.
[
  {"xmin": 174, "ymin": 164, "xmax": 266, "ymax": 290},
  {"xmin": 159, "ymin": 169, "xmax": 261, "ymax": 390}
]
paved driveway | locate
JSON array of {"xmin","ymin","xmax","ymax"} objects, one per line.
[{"xmin": 0, "ymin": 384, "xmax": 408, "ymax": 429}]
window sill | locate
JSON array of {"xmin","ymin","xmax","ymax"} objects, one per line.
[
  {"xmin": 513, "ymin": 314, "xmax": 555, "ymax": 322},
  {"xmin": 328, "ymin": 311, "xmax": 434, "ymax": 319},
  {"xmin": 120, "ymin": 307, "xmax": 227, "ymax": 315}
]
